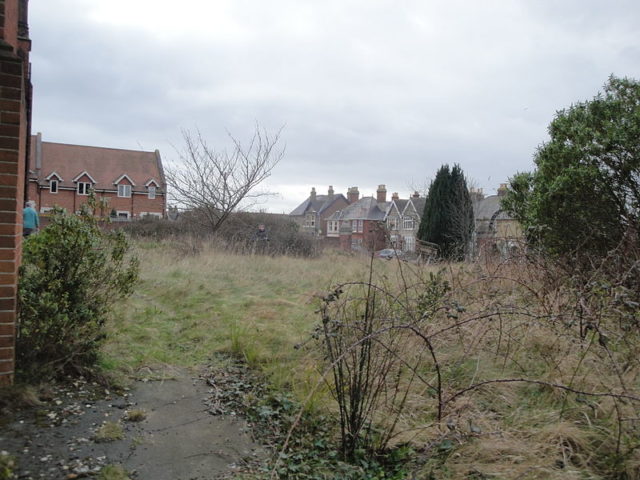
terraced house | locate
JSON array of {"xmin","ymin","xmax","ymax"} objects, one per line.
[
  {"xmin": 27, "ymin": 133, "xmax": 167, "ymax": 219},
  {"xmin": 326, "ymin": 185, "xmax": 390, "ymax": 251},
  {"xmin": 385, "ymin": 191, "xmax": 425, "ymax": 253},
  {"xmin": 289, "ymin": 186, "xmax": 348, "ymax": 237}
]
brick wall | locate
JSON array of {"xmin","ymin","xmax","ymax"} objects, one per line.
[
  {"xmin": 0, "ymin": 47, "xmax": 26, "ymax": 385},
  {"xmin": 0, "ymin": 0, "xmax": 30, "ymax": 385},
  {"xmin": 31, "ymin": 187, "xmax": 166, "ymax": 218}
]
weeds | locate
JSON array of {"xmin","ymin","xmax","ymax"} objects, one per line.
[
  {"xmin": 0, "ymin": 452, "xmax": 17, "ymax": 480},
  {"xmin": 97, "ymin": 464, "xmax": 131, "ymax": 480},
  {"xmin": 123, "ymin": 409, "xmax": 147, "ymax": 422},
  {"xmin": 94, "ymin": 421, "xmax": 124, "ymax": 443},
  {"xmin": 309, "ymin": 251, "xmax": 640, "ymax": 478}
]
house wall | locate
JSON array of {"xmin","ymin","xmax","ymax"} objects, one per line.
[
  {"xmin": 319, "ymin": 197, "xmax": 348, "ymax": 236},
  {"xmin": 31, "ymin": 184, "xmax": 166, "ymax": 218},
  {"xmin": 0, "ymin": 0, "xmax": 30, "ymax": 385},
  {"xmin": 363, "ymin": 220, "xmax": 386, "ymax": 251}
]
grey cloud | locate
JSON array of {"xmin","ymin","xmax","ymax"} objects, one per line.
[{"xmin": 28, "ymin": 0, "xmax": 640, "ymax": 208}]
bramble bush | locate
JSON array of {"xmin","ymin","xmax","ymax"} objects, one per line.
[{"xmin": 17, "ymin": 200, "xmax": 139, "ymax": 380}]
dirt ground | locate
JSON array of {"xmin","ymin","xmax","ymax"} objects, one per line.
[{"xmin": 0, "ymin": 366, "xmax": 266, "ymax": 479}]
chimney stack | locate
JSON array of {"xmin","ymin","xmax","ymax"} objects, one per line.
[
  {"xmin": 412, "ymin": 191, "xmax": 420, "ymax": 199},
  {"xmin": 35, "ymin": 132, "xmax": 42, "ymax": 173},
  {"xmin": 376, "ymin": 184, "xmax": 387, "ymax": 203},
  {"xmin": 497, "ymin": 183, "xmax": 508, "ymax": 196},
  {"xmin": 347, "ymin": 186, "xmax": 359, "ymax": 204},
  {"xmin": 391, "ymin": 192, "xmax": 399, "ymax": 201},
  {"xmin": 328, "ymin": 185, "xmax": 334, "ymax": 199},
  {"xmin": 469, "ymin": 187, "xmax": 485, "ymax": 201},
  {"xmin": 310, "ymin": 187, "xmax": 317, "ymax": 201}
]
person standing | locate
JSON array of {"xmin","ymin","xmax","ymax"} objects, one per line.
[{"xmin": 23, "ymin": 200, "xmax": 39, "ymax": 237}]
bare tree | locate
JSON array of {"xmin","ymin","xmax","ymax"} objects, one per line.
[{"xmin": 165, "ymin": 125, "xmax": 285, "ymax": 234}]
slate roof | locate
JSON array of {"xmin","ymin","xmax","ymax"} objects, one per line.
[
  {"xmin": 289, "ymin": 194, "xmax": 346, "ymax": 216},
  {"xmin": 408, "ymin": 197, "xmax": 425, "ymax": 216},
  {"xmin": 474, "ymin": 195, "xmax": 510, "ymax": 221},
  {"xmin": 389, "ymin": 199, "xmax": 408, "ymax": 215},
  {"xmin": 29, "ymin": 136, "xmax": 166, "ymax": 193},
  {"xmin": 327, "ymin": 197, "xmax": 390, "ymax": 222}
]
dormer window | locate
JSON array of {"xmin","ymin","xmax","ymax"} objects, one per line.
[
  {"xmin": 73, "ymin": 171, "xmax": 96, "ymax": 195},
  {"xmin": 77, "ymin": 182, "xmax": 92, "ymax": 195},
  {"xmin": 114, "ymin": 174, "xmax": 135, "ymax": 198},
  {"xmin": 45, "ymin": 172, "xmax": 63, "ymax": 194},
  {"xmin": 148, "ymin": 185, "xmax": 156, "ymax": 199},
  {"xmin": 118, "ymin": 184, "xmax": 132, "ymax": 198}
]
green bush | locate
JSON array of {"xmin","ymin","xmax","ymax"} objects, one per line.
[{"xmin": 17, "ymin": 201, "xmax": 139, "ymax": 380}]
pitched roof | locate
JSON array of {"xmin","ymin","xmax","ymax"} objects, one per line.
[
  {"xmin": 327, "ymin": 197, "xmax": 390, "ymax": 221},
  {"xmin": 29, "ymin": 136, "xmax": 166, "ymax": 193},
  {"xmin": 390, "ymin": 199, "xmax": 409, "ymax": 215},
  {"xmin": 474, "ymin": 195, "xmax": 511, "ymax": 221},
  {"xmin": 406, "ymin": 197, "xmax": 425, "ymax": 216},
  {"xmin": 289, "ymin": 194, "xmax": 346, "ymax": 216}
]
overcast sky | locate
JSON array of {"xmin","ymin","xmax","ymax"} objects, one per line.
[{"xmin": 29, "ymin": 1, "xmax": 640, "ymax": 213}]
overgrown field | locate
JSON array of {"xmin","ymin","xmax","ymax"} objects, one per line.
[
  {"xmin": 104, "ymin": 241, "xmax": 640, "ymax": 479},
  {"xmin": 104, "ymin": 241, "xmax": 374, "ymax": 395}
]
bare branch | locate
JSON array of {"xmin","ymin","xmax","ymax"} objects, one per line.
[{"xmin": 165, "ymin": 125, "xmax": 285, "ymax": 234}]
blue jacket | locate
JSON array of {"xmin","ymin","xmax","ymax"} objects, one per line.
[{"xmin": 23, "ymin": 207, "xmax": 39, "ymax": 230}]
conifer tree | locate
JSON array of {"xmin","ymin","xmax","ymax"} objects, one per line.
[{"xmin": 418, "ymin": 164, "xmax": 474, "ymax": 260}]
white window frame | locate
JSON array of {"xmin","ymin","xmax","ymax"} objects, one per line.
[
  {"xmin": 148, "ymin": 185, "xmax": 156, "ymax": 199},
  {"xmin": 118, "ymin": 184, "xmax": 132, "ymax": 198},
  {"xmin": 403, "ymin": 216, "xmax": 414, "ymax": 230},
  {"xmin": 140, "ymin": 212, "xmax": 162, "ymax": 219},
  {"xmin": 328, "ymin": 220, "xmax": 339, "ymax": 235},
  {"xmin": 388, "ymin": 216, "xmax": 399, "ymax": 230},
  {"xmin": 49, "ymin": 179, "xmax": 58, "ymax": 194},
  {"xmin": 116, "ymin": 210, "xmax": 130, "ymax": 219},
  {"xmin": 40, "ymin": 206, "xmax": 54, "ymax": 214},
  {"xmin": 305, "ymin": 213, "xmax": 315, "ymax": 228},
  {"xmin": 404, "ymin": 235, "xmax": 416, "ymax": 252},
  {"xmin": 77, "ymin": 182, "xmax": 92, "ymax": 195}
]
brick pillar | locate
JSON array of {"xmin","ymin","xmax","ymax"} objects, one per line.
[{"xmin": 0, "ymin": 43, "xmax": 26, "ymax": 385}]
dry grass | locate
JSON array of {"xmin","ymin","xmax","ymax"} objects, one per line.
[
  {"xmin": 123, "ymin": 409, "xmax": 147, "ymax": 422},
  {"xmin": 103, "ymin": 241, "xmax": 640, "ymax": 478},
  {"xmin": 94, "ymin": 421, "xmax": 124, "ymax": 443}
]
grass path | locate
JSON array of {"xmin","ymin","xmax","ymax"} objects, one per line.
[{"xmin": 103, "ymin": 243, "xmax": 375, "ymax": 392}]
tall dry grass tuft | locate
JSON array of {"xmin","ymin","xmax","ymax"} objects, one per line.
[{"xmin": 304, "ymin": 248, "xmax": 640, "ymax": 477}]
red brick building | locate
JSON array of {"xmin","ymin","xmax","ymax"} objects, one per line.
[
  {"xmin": 28, "ymin": 134, "xmax": 167, "ymax": 219},
  {"xmin": 0, "ymin": 0, "xmax": 31, "ymax": 385},
  {"xmin": 326, "ymin": 185, "xmax": 390, "ymax": 252}
]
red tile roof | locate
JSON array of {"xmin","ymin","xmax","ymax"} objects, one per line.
[{"xmin": 29, "ymin": 136, "xmax": 166, "ymax": 194}]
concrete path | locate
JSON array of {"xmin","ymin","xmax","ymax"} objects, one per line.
[
  {"xmin": 1, "ymin": 369, "xmax": 266, "ymax": 479},
  {"xmin": 122, "ymin": 374, "xmax": 263, "ymax": 478}
]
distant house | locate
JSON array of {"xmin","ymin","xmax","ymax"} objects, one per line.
[
  {"xmin": 28, "ymin": 133, "xmax": 167, "ymax": 219},
  {"xmin": 473, "ymin": 184, "xmax": 522, "ymax": 257},
  {"xmin": 326, "ymin": 185, "xmax": 391, "ymax": 251},
  {"xmin": 289, "ymin": 186, "xmax": 348, "ymax": 236},
  {"xmin": 385, "ymin": 191, "xmax": 425, "ymax": 253}
]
